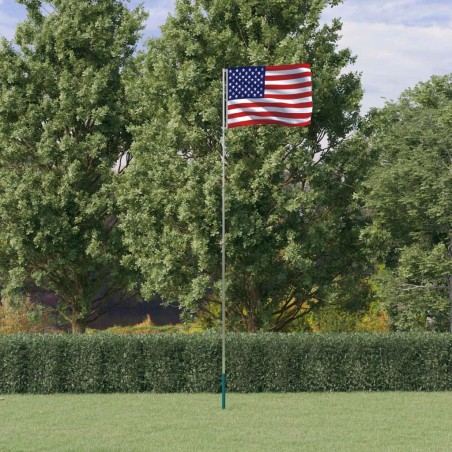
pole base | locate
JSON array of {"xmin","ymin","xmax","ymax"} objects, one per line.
[{"xmin": 221, "ymin": 373, "xmax": 226, "ymax": 409}]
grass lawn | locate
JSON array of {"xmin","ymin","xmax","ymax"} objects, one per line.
[{"xmin": 1, "ymin": 392, "xmax": 451, "ymax": 451}]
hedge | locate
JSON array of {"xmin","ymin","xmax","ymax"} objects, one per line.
[{"xmin": 1, "ymin": 332, "xmax": 452, "ymax": 393}]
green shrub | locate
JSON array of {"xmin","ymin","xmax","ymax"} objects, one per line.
[
  {"xmin": 0, "ymin": 333, "xmax": 452, "ymax": 393},
  {"xmin": 0, "ymin": 298, "xmax": 55, "ymax": 334}
]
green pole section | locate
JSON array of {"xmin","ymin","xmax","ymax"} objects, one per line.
[
  {"xmin": 221, "ymin": 68, "xmax": 227, "ymax": 410},
  {"xmin": 221, "ymin": 373, "xmax": 226, "ymax": 409}
]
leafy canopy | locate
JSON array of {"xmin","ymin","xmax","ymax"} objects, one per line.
[
  {"xmin": 360, "ymin": 74, "xmax": 452, "ymax": 331},
  {"xmin": 0, "ymin": 0, "xmax": 146, "ymax": 332},
  {"xmin": 118, "ymin": 0, "xmax": 367, "ymax": 331}
]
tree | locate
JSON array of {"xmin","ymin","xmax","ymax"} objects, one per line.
[
  {"xmin": 360, "ymin": 75, "xmax": 452, "ymax": 331},
  {"xmin": 0, "ymin": 0, "xmax": 146, "ymax": 333},
  {"xmin": 118, "ymin": 0, "xmax": 367, "ymax": 332}
]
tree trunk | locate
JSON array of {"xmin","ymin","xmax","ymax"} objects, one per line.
[
  {"xmin": 71, "ymin": 317, "xmax": 86, "ymax": 334},
  {"xmin": 246, "ymin": 302, "xmax": 259, "ymax": 332},
  {"xmin": 247, "ymin": 314, "xmax": 258, "ymax": 332}
]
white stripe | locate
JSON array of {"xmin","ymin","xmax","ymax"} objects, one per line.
[
  {"xmin": 265, "ymin": 76, "xmax": 311, "ymax": 86},
  {"xmin": 230, "ymin": 106, "xmax": 312, "ymax": 114},
  {"xmin": 266, "ymin": 67, "xmax": 311, "ymax": 76},
  {"xmin": 228, "ymin": 115, "xmax": 310, "ymax": 125},
  {"xmin": 265, "ymin": 86, "xmax": 312, "ymax": 95},
  {"xmin": 228, "ymin": 97, "xmax": 312, "ymax": 106}
]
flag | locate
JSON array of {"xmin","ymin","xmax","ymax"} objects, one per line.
[{"xmin": 227, "ymin": 63, "xmax": 312, "ymax": 128}]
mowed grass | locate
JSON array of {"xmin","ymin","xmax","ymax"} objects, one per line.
[{"xmin": 1, "ymin": 392, "xmax": 452, "ymax": 451}]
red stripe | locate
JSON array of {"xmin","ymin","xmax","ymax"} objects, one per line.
[
  {"xmin": 265, "ymin": 72, "xmax": 312, "ymax": 81},
  {"xmin": 228, "ymin": 101, "xmax": 313, "ymax": 110},
  {"xmin": 265, "ymin": 63, "xmax": 311, "ymax": 71},
  {"xmin": 229, "ymin": 119, "xmax": 311, "ymax": 128},
  {"xmin": 265, "ymin": 81, "xmax": 312, "ymax": 90},
  {"xmin": 228, "ymin": 111, "xmax": 312, "ymax": 120},
  {"xmin": 263, "ymin": 92, "xmax": 312, "ymax": 100}
]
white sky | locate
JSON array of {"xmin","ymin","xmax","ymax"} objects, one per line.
[{"xmin": 1, "ymin": 0, "xmax": 451, "ymax": 113}]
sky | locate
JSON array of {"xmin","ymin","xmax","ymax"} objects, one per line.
[{"xmin": 0, "ymin": 0, "xmax": 451, "ymax": 113}]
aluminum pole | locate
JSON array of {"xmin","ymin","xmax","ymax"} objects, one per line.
[{"xmin": 221, "ymin": 68, "xmax": 227, "ymax": 410}]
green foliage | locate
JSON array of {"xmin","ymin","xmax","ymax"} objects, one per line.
[
  {"xmin": 298, "ymin": 300, "xmax": 389, "ymax": 333},
  {"xmin": 92, "ymin": 316, "xmax": 204, "ymax": 334},
  {"xmin": 1, "ymin": 332, "xmax": 452, "ymax": 393},
  {"xmin": 359, "ymin": 74, "xmax": 452, "ymax": 331},
  {"xmin": 0, "ymin": 297, "xmax": 56, "ymax": 333},
  {"xmin": 118, "ymin": 0, "xmax": 368, "ymax": 332},
  {"xmin": 0, "ymin": 0, "xmax": 147, "ymax": 332}
]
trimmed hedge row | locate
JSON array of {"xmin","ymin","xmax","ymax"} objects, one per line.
[{"xmin": 1, "ymin": 332, "xmax": 452, "ymax": 393}]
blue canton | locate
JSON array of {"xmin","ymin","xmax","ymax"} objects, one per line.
[{"xmin": 228, "ymin": 66, "xmax": 265, "ymax": 100}]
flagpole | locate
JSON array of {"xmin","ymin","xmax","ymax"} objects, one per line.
[{"xmin": 221, "ymin": 68, "xmax": 227, "ymax": 410}]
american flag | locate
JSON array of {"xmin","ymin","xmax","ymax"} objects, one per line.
[{"xmin": 227, "ymin": 63, "xmax": 312, "ymax": 128}]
